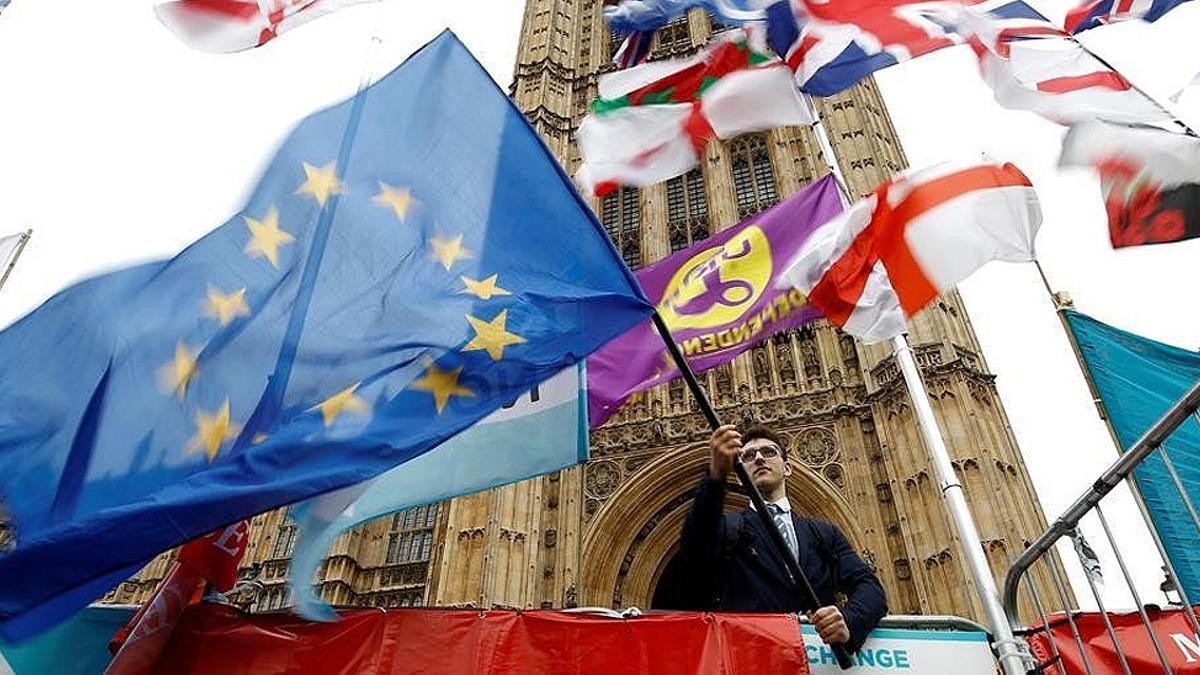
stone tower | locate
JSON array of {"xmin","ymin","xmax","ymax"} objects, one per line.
[{"xmin": 103, "ymin": 2, "xmax": 1068, "ymax": 626}]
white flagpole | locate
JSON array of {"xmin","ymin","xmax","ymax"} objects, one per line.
[
  {"xmin": 890, "ymin": 333, "xmax": 1029, "ymax": 675},
  {"xmin": 811, "ymin": 95, "xmax": 1027, "ymax": 671},
  {"xmin": 0, "ymin": 229, "xmax": 31, "ymax": 297}
]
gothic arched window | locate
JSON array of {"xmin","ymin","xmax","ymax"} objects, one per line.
[
  {"xmin": 272, "ymin": 508, "xmax": 296, "ymax": 560},
  {"xmin": 386, "ymin": 504, "xmax": 438, "ymax": 565},
  {"xmin": 667, "ymin": 169, "xmax": 710, "ymax": 251},
  {"xmin": 729, "ymin": 133, "xmax": 779, "ymax": 218},
  {"xmin": 601, "ymin": 187, "xmax": 642, "ymax": 268},
  {"xmin": 653, "ymin": 17, "xmax": 692, "ymax": 58},
  {"xmin": 609, "ymin": 28, "xmax": 624, "ymax": 60}
]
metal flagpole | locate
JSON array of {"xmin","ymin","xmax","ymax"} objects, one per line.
[
  {"xmin": 1032, "ymin": 258, "xmax": 1200, "ymax": 638},
  {"xmin": 889, "ymin": 334, "xmax": 1029, "ymax": 675},
  {"xmin": 807, "ymin": 96, "xmax": 1029, "ymax": 670},
  {"xmin": 0, "ymin": 229, "xmax": 31, "ymax": 297},
  {"xmin": 649, "ymin": 311, "xmax": 855, "ymax": 670}
]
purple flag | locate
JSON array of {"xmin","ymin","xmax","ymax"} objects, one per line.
[{"xmin": 588, "ymin": 174, "xmax": 844, "ymax": 426}]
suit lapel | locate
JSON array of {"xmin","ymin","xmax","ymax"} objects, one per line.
[{"xmin": 744, "ymin": 508, "xmax": 795, "ymax": 581}]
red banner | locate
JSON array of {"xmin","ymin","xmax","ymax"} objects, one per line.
[
  {"xmin": 1027, "ymin": 606, "xmax": 1200, "ymax": 674},
  {"xmin": 106, "ymin": 521, "xmax": 250, "ymax": 675},
  {"xmin": 149, "ymin": 606, "xmax": 810, "ymax": 675}
]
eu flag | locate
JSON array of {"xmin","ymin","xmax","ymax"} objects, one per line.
[{"xmin": 0, "ymin": 31, "xmax": 651, "ymax": 641}]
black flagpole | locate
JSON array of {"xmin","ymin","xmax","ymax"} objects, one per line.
[{"xmin": 650, "ymin": 311, "xmax": 854, "ymax": 670}]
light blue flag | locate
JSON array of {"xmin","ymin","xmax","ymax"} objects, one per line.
[
  {"xmin": 1065, "ymin": 309, "xmax": 1200, "ymax": 602},
  {"xmin": 288, "ymin": 363, "xmax": 588, "ymax": 620}
]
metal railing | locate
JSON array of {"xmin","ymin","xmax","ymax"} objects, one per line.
[{"xmin": 1002, "ymin": 379, "xmax": 1200, "ymax": 674}]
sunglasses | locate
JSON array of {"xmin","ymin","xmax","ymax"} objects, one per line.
[{"xmin": 739, "ymin": 444, "xmax": 782, "ymax": 464}]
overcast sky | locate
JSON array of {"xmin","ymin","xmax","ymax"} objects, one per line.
[{"xmin": 1, "ymin": 0, "xmax": 1198, "ymax": 618}]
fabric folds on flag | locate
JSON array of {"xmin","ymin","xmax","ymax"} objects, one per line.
[
  {"xmin": 773, "ymin": 0, "xmax": 1046, "ymax": 96},
  {"xmin": 288, "ymin": 364, "xmax": 588, "ymax": 621},
  {"xmin": 0, "ymin": 233, "xmax": 23, "ymax": 275},
  {"xmin": 0, "ymin": 31, "xmax": 652, "ymax": 642},
  {"xmin": 155, "ymin": 0, "xmax": 374, "ymax": 53},
  {"xmin": 1063, "ymin": 309, "xmax": 1200, "ymax": 603},
  {"xmin": 1065, "ymin": 0, "xmax": 1195, "ymax": 33},
  {"xmin": 105, "ymin": 521, "xmax": 250, "ymax": 675},
  {"xmin": 604, "ymin": 0, "xmax": 770, "ymax": 34},
  {"xmin": 613, "ymin": 30, "xmax": 655, "ymax": 70},
  {"xmin": 779, "ymin": 161, "xmax": 1041, "ymax": 343},
  {"xmin": 576, "ymin": 27, "xmax": 813, "ymax": 196},
  {"xmin": 957, "ymin": 6, "xmax": 1170, "ymax": 126},
  {"xmin": 1060, "ymin": 121, "xmax": 1200, "ymax": 247},
  {"xmin": 588, "ymin": 175, "xmax": 842, "ymax": 426}
]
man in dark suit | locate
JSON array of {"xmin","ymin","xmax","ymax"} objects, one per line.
[{"xmin": 681, "ymin": 424, "xmax": 887, "ymax": 653}]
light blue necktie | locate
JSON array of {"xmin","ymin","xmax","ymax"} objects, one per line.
[{"xmin": 767, "ymin": 503, "xmax": 799, "ymax": 561}]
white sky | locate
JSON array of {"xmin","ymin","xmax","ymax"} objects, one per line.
[{"xmin": 1, "ymin": 0, "xmax": 1198, "ymax": 620}]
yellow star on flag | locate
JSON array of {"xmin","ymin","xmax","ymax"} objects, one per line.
[
  {"xmin": 463, "ymin": 310, "xmax": 527, "ymax": 361},
  {"xmin": 429, "ymin": 234, "xmax": 473, "ymax": 271},
  {"xmin": 312, "ymin": 383, "xmax": 369, "ymax": 427},
  {"xmin": 202, "ymin": 286, "xmax": 250, "ymax": 326},
  {"xmin": 186, "ymin": 399, "xmax": 241, "ymax": 463},
  {"xmin": 373, "ymin": 182, "xmax": 414, "ymax": 222},
  {"xmin": 459, "ymin": 274, "xmax": 511, "ymax": 301},
  {"xmin": 295, "ymin": 161, "xmax": 344, "ymax": 207},
  {"xmin": 411, "ymin": 362, "xmax": 475, "ymax": 413},
  {"xmin": 243, "ymin": 206, "xmax": 294, "ymax": 268},
  {"xmin": 157, "ymin": 341, "xmax": 200, "ymax": 399}
]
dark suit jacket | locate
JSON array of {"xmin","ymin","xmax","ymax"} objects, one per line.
[{"xmin": 680, "ymin": 476, "xmax": 888, "ymax": 653}]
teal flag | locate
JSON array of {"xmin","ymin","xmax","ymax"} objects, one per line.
[
  {"xmin": 1065, "ymin": 309, "xmax": 1200, "ymax": 601},
  {"xmin": 0, "ymin": 605, "xmax": 132, "ymax": 674}
]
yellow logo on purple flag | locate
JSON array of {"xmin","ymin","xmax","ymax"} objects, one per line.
[{"xmin": 587, "ymin": 175, "xmax": 844, "ymax": 426}]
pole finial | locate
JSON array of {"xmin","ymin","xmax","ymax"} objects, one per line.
[{"xmin": 1052, "ymin": 291, "xmax": 1074, "ymax": 310}]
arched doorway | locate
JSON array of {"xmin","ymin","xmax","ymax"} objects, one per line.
[{"xmin": 578, "ymin": 443, "xmax": 861, "ymax": 609}]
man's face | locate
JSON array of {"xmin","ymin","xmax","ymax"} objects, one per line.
[{"xmin": 740, "ymin": 437, "xmax": 791, "ymax": 493}]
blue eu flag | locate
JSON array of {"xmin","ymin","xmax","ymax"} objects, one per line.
[{"xmin": 0, "ymin": 31, "xmax": 651, "ymax": 641}]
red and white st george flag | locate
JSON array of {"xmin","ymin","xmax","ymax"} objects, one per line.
[
  {"xmin": 778, "ymin": 161, "xmax": 1042, "ymax": 343},
  {"xmin": 155, "ymin": 0, "xmax": 375, "ymax": 53}
]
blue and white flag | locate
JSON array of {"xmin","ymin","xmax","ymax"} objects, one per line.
[
  {"xmin": 1066, "ymin": 0, "xmax": 1195, "ymax": 32},
  {"xmin": 0, "ymin": 31, "xmax": 652, "ymax": 642},
  {"xmin": 289, "ymin": 363, "xmax": 588, "ymax": 620},
  {"xmin": 604, "ymin": 0, "xmax": 771, "ymax": 35}
]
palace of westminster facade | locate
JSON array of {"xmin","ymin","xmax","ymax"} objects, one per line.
[{"xmin": 91, "ymin": 1, "xmax": 1068, "ymax": 623}]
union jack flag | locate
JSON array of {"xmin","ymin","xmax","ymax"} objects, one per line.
[
  {"xmin": 1065, "ymin": 0, "xmax": 1194, "ymax": 33},
  {"xmin": 613, "ymin": 29, "xmax": 655, "ymax": 69},
  {"xmin": 766, "ymin": 0, "xmax": 1052, "ymax": 96},
  {"xmin": 956, "ymin": 3, "xmax": 1170, "ymax": 126}
]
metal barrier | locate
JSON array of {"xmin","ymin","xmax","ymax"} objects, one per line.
[{"xmin": 1002, "ymin": 380, "xmax": 1200, "ymax": 674}]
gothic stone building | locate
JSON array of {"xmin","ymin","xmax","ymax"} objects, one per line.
[{"xmin": 103, "ymin": 1, "xmax": 1069, "ymax": 624}]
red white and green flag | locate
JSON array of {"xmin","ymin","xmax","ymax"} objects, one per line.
[{"xmin": 576, "ymin": 27, "xmax": 814, "ymax": 197}]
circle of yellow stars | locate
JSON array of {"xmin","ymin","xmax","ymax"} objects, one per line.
[{"xmin": 159, "ymin": 159, "xmax": 532, "ymax": 464}]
